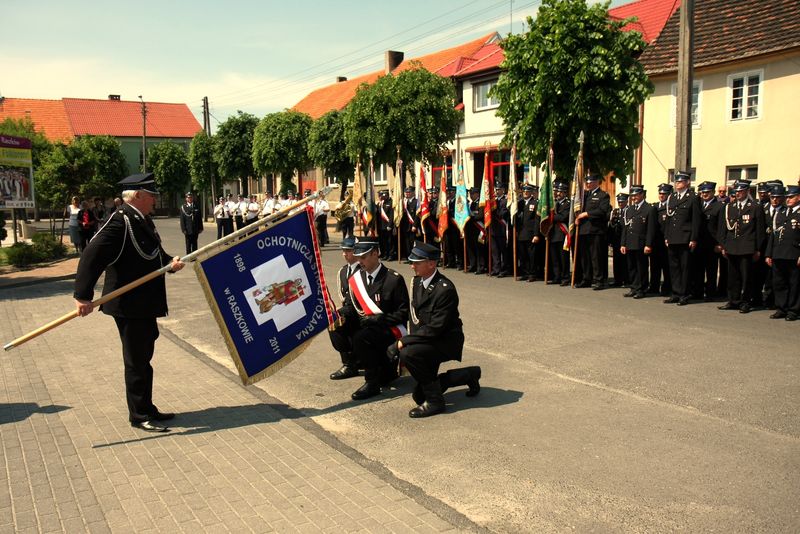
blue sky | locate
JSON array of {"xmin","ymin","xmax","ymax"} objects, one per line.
[{"xmin": 2, "ymin": 0, "xmax": 626, "ymax": 129}]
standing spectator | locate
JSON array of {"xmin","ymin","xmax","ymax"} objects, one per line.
[
  {"xmin": 67, "ymin": 196, "xmax": 82, "ymax": 253},
  {"xmin": 246, "ymin": 195, "xmax": 260, "ymax": 224},
  {"xmin": 575, "ymin": 174, "xmax": 612, "ymax": 289},
  {"xmin": 224, "ymin": 194, "xmax": 237, "ymax": 235},
  {"xmin": 213, "ymin": 197, "xmax": 231, "ymax": 239},
  {"xmin": 663, "ymin": 172, "xmax": 701, "ymax": 306},
  {"xmin": 235, "ymin": 194, "xmax": 249, "ymax": 231},
  {"xmin": 77, "ymin": 200, "xmax": 98, "ymax": 253},
  {"xmin": 179, "ymin": 192, "xmax": 203, "ymax": 254},
  {"xmin": 92, "ymin": 197, "xmax": 106, "ymax": 223},
  {"xmin": 313, "ymin": 191, "xmax": 330, "ymax": 246}
]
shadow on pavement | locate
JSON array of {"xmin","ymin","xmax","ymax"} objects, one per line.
[
  {"xmin": 444, "ymin": 387, "xmax": 523, "ymax": 413},
  {"xmin": 0, "ymin": 402, "xmax": 71, "ymax": 424}
]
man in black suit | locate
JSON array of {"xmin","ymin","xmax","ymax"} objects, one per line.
[
  {"xmin": 765, "ymin": 185, "xmax": 800, "ymax": 320},
  {"xmin": 664, "ymin": 172, "xmax": 701, "ymax": 305},
  {"xmin": 74, "ymin": 173, "xmax": 184, "ymax": 433},
  {"xmin": 465, "ymin": 187, "xmax": 487, "ymax": 274},
  {"xmin": 620, "ymin": 186, "xmax": 656, "ymax": 299},
  {"xmin": 339, "ymin": 238, "xmax": 409, "ymax": 400},
  {"xmin": 649, "ymin": 183, "xmax": 672, "ymax": 296},
  {"xmin": 328, "ymin": 237, "xmax": 362, "ymax": 380},
  {"xmin": 179, "ymin": 191, "xmax": 203, "ymax": 254},
  {"xmin": 490, "ymin": 184, "xmax": 512, "ymax": 277},
  {"xmin": 609, "ymin": 193, "xmax": 630, "ymax": 287},
  {"xmin": 376, "ymin": 190, "xmax": 395, "ymax": 260},
  {"xmin": 389, "ymin": 242, "xmax": 480, "ymax": 418},
  {"xmin": 549, "ymin": 181, "xmax": 571, "ymax": 285},
  {"xmin": 718, "ymin": 180, "xmax": 767, "ymax": 313},
  {"xmin": 575, "ymin": 174, "xmax": 611, "ymax": 289},
  {"xmin": 696, "ymin": 181, "xmax": 723, "ymax": 301},
  {"xmin": 399, "ymin": 186, "xmax": 418, "ymax": 261},
  {"xmin": 516, "ymin": 184, "xmax": 541, "ymax": 282},
  {"xmin": 444, "ymin": 186, "xmax": 463, "ymax": 269}
]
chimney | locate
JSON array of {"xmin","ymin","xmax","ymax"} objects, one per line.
[
  {"xmin": 108, "ymin": 94, "xmax": 121, "ymax": 101},
  {"xmin": 335, "ymin": 76, "xmax": 348, "ymax": 83},
  {"xmin": 385, "ymin": 50, "xmax": 404, "ymax": 74}
]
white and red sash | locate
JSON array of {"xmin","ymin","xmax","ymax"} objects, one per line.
[
  {"xmin": 379, "ymin": 202, "xmax": 390, "ymax": 223},
  {"xmin": 348, "ymin": 273, "xmax": 408, "ymax": 339},
  {"xmin": 404, "ymin": 200, "xmax": 415, "ymax": 225}
]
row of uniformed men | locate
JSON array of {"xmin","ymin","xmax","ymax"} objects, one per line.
[{"xmin": 610, "ymin": 175, "xmax": 800, "ymax": 319}]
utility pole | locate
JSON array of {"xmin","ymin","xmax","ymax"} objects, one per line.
[
  {"xmin": 203, "ymin": 96, "xmax": 216, "ymax": 208},
  {"xmin": 138, "ymin": 95, "xmax": 147, "ymax": 173},
  {"xmin": 674, "ymin": 0, "xmax": 694, "ymax": 177}
]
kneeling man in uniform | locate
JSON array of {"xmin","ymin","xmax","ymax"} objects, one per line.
[{"xmin": 391, "ymin": 242, "xmax": 481, "ymax": 418}]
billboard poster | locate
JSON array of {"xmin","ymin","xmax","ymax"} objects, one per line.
[
  {"xmin": 195, "ymin": 207, "xmax": 338, "ymax": 385},
  {"xmin": 0, "ymin": 135, "xmax": 35, "ymax": 209}
]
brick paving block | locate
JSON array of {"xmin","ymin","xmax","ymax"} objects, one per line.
[
  {"xmin": 13, "ymin": 511, "xmax": 37, "ymax": 530},
  {"xmin": 36, "ymin": 513, "xmax": 62, "ymax": 533},
  {"xmin": 168, "ymin": 504, "xmax": 196, "ymax": 524},
  {"xmin": 86, "ymin": 521, "xmax": 113, "ymax": 534},
  {"xmin": 11, "ymin": 496, "xmax": 35, "ymax": 513}
]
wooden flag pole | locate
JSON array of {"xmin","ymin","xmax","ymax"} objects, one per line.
[
  {"xmin": 463, "ymin": 236, "xmax": 468, "ymax": 273},
  {"xmin": 4, "ymin": 188, "xmax": 333, "ymax": 351},
  {"xmin": 544, "ymin": 236, "xmax": 550, "ymax": 283},
  {"xmin": 571, "ymin": 229, "xmax": 581, "ymax": 287},
  {"xmin": 512, "ymin": 226, "xmax": 518, "ymax": 280}
]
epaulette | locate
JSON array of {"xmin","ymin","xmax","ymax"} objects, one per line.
[{"xmin": 392, "ymin": 271, "xmax": 399, "ymax": 276}]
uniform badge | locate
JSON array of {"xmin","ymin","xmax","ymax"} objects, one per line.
[{"xmin": 743, "ymin": 214, "xmax": 750, "ymax": 224}]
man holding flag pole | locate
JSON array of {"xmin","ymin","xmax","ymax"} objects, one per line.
[
  {"xmin": 569, "ymin": 132, "xmax": 586, "ymax": 287},
  {"xmin": 538, "ymin": 143, "xmax": 556, "ymax": 283},
  {"xmin": 453, "ymin": 148, "xmax": 471, "ymax": 272}
]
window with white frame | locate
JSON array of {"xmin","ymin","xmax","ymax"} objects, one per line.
[
  {"xmin": 729, "ymin": 70, "xmax": 762, "ymax": 121},
  {"xmin": 373, "ymin": 163, "xmax": 387, "ymax": 185},
  {"xmin": 473, "ymin": 79, "xmax": 499, "ymax": 111},
  {"xmin": 726, "ymin": 165, "xmax": 758, "ymax": 183},
  {"xmin": 670, "ymin": 80, "xmax": 702, "ymax": 127},
  {"xmin": 326, "ymin": 174, "xmax": 354, "ymax": 187}
]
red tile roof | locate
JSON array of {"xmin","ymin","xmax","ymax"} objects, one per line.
[
  {"xmin": 63, "ymin": 98, "xmax": 201, "ymax": 138},
  {"xmin": 0, "ymin": 98, "xmax": 74, "ymax": 142},
  {"xmin": 450, "ymin": 43, "xmax": 504, "ymax": 78},
  {"xmin": 609, "ymin": 0, "xmax": 681, "ymax": 44},
  {"xmin": 0, "ymin": 97, "xmax": 201, "ymax": 142},
  {"xmin": 293, "ymin": 33, "xmax": 499, "ymax": 119},
  {"xmin": 639, "ymin": 0, "xmax": 800, "ymax": 75}
]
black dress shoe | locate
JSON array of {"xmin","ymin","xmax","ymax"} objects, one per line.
[
  {"xmin": 527, "ymin": 276, "xmax": 537, "ymax": 283},
  {"xmin": 786, "ymin": 312, "xmax": 798, "ymax": 321},
  {"xmin": 718, "ymin": 302, "xmax": 737, "ymax": 310},
  {"xmin": 330, "ymin": 365, "xmax": 359, "ymax": 380},
  {"xmin": 663, "ymin": 297, "xmax": 679, "ymax": 304},
  {"xmin": 575, "ymin": 281, "xmax": 591, "ymax": 288},
  {"xmin": 151, "ymin": 411, "xmax": 175, "ymax": 421},
  {"xmin": 351, "ymin": 382, "xmax": 381, "ymax": 400},
  {"xmin": 546, "ymin": 280, "xmax": 557, "ymax": 285},
  {"xmin": 633, "ymin": 292, "xmax": 646, "ymax": 299},
  {"xmin": 560, "ymin": 280, "xmax": 571, "ymax": 286},
  {"xmin": 770, "ymin": 311, "xmax": 786, "ymax": 319},
  {"xmin": 497, "ymin": 272, "xmax": 509, "ymax": 278},
  {"xmin": 677, "ymin": 298, "xmax": 690, "ymax": 306},
  {"xmin": 475, "ymin": 269, "xmax": 487, "ymax": 275},
  {"xmin": 739, "ymin": 303, "xmax": 752, "ymax": 314},
  {"xmin": 131, "ymin": 420, "xmax": 169, "ymax": 433},
  {"xmin": 592, "ymin": 283, "xmax": 607, "ymax": 291},
  {"xmin": 624, "ymin": 291, "xmax": 636, "ymax": 297}
]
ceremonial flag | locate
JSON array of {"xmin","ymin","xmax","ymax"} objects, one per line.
[
  {"xmin": 478, "ymin": 153, "xmax": 494, "ymax": 229},
  {"xmin": 393, "ymin": 156, "xmax": 404, "ymax": 227},
  {"xmin": 418, "ymin": 164, "xmax": 431, "ymax": 228},
  {"xmin": 353, "ymin": 160, "xmax": 367, "ymax": 228},
  {"xmin": 508, "ymin": 145, "xmax": 519, "ymax": 225},
  {"xmin": 365, "ymin": 156, "xmax": 376, "ymax": 234},
  {"xmin": 453, "ymin": 150, "xmax": 470, "ymax": 236},
  {"xmin": 538, "ymin": 144, "xmax": 555, "ymax": 236},
  {"xmin": 195, "ymin": 207, "xmax": 338, "ymax": 385},
  {"xmin": 566, "ymin": 132, "xmax": 585, "ymax": 251},
  {"xmin": 437, "ymin": 159, "xmax": 449, "ymax": 239}
]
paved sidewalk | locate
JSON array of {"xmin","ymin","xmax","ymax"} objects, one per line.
[{"xmin": 0, "ymin": 281, "xmax": 467, "ymax": 533}]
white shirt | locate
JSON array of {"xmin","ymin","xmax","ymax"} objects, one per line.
[
  {"xmin": 365, "ymin": 263, "xmax": 383, "ymax": 284},
  {"xmin": 314, "ymin": 199, "xmax": 330, "ymax": 219},
  {"xmin": 421, "ymin": 269, "xmax": 437, "ymax": 290},
  {"xmin": 246, "ymin": 201, "xmax": 260, "ymax": 220},
  {"xmin": 261, "ymin": 198, "xmax": 274, "ymax": 216}
]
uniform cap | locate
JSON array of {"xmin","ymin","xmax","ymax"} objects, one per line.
[
  {"xmin": 770, "ymin": 184, "xmax": 787, "ymax": 197},
  {"xmin": 408, "ymin": 241, "xmax": 440, "ymax": 262},
  {"xmin": 340, "ymin": 237, "xmax": 356, "ymax": 250},
  {"xmin": 185, "ymin": 191, "xmax": 194, "ymax": 197},
  {"xmin": 674, "ymin": 171, "xmax": 691, "ymax": 182},
  {"xmin": 553, "ymin": 181, "xmax": 568, "ymax": 192},
  {"xmin": 353, "ymin": 238, "xmax": 380, "ymax": 257},
  {"xmin": 786, "ymin": 185, "xmax": 800, "ymax": 196},
  {"xmin": 733, "ymin": 180, "xmax": 751, "ymax": 192},
  {"xmin": 697, "ymin": 181, "xmax": 716, "ymax": 192},
  {"xmin": 629, "ymin": 186, "xmax": 645, "ymax": 195},
  {"xmin": 469, "ymin": 186, "xmax": 480, "ymax": 194},
  {"xmin": 616, "ymin": 193, "xmax": 629, "ymax": 200},
  {"xmin": 404, "ymin": 186, "xmax": 415, "ymax": 193},
  {"xmin": 521, "ymin": 184, "xmax": 538, "ymax": 192},
  {"xmin": 585, "ymin": 174, "xmax": 601, "ymax": 182},
  {"xmin": 118, "ymin": 173, "xmax": 158, "ymax": 194},
  {"xmin": 658, "ymin": 183, "xmax": 673, "ymax": 194}
]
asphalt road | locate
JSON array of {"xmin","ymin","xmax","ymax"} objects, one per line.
[{"xmin": 64, "ymin": 217, "xmax": 800, "ymax": 532}]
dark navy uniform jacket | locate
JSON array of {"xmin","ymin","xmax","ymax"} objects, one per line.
[
  {"xmin": 621, "ymin": 201, "xmax": 657, "ymax": 250},
  {"xmin": 340, "ymin": 265, "xmax": 409, "ymax": 328},
  {"xmin": 516, "ymin": 197, "xmax": 540, "ymax": 241},
  {"xmin": 578, "ymin": 187, "xmax": 611, "ymax": 236},
  {"xmin": 664, "ymin": 191, "xmax": 701, "ymax": 245},
  {"xmin": 401, "ymin": 270, "xmax": 464, "ymax": 362},
  {"xmin": 766, "ymin": 206, "xmax": 800, "ymax": 261},
  {"xmin": 74, "ymin": 203, "xmax": 172, "ymax": 318},
  {"xmin": 718, "ymin": 198, "xmax": 766, "ymax": 255}
]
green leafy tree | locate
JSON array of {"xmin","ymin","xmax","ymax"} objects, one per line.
[
  {"xmin": 214, "ymin": 111, "xmax": 258, "ymax": 195},
  {"xmin": 343, "ymin": 65, "xmax": 462, "ymax": 170},
  {"xmin": 72, "ymin": 135, "xmax": 128, "ymax": 199},
  {"xmin": 252, "ymin": 110, "xmax": 312, "ymax": 195},
  {"xmin": 36, "ymin": 142, "xmax": 94, "ymax": 210},
  {"xmin": 307, "ymin": 110, "xmax": 354, "ymax": 199},
  {"xmin": 148, "ymin": 141, "xmax": 190, "ymax": 207},
  {"xmin": 189, "ymin": 131, "xmax": 220, "ymax": 198},
  {"xmin": 492, "ymin": 0, "xmax": 653, "ymax": 182}
]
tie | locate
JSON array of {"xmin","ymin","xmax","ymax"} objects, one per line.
[{"xmin": 367, "ymin": 274, "xmax": 374, "ymax": 286}]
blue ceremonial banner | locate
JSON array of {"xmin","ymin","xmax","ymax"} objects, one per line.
[{"xmin": 195, "ymin": 207, "xmax": 338, "ymax": 384}]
